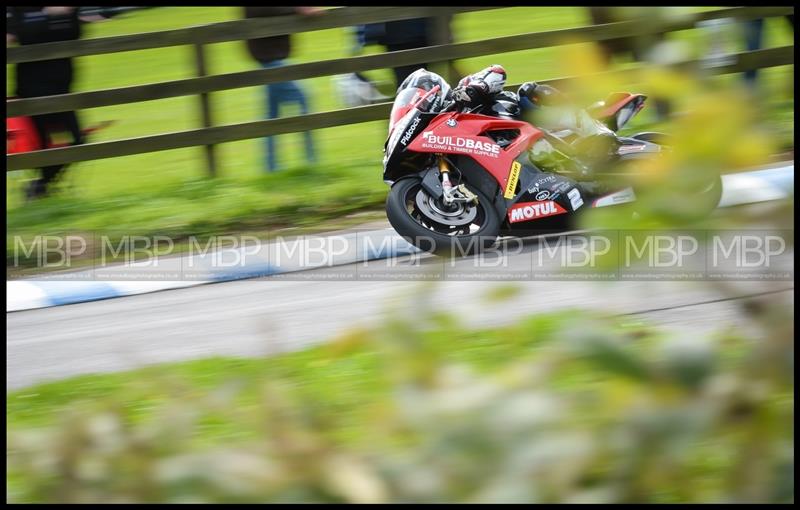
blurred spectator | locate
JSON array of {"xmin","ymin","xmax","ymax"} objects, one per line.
[
  {"xmin": 332, "ymin": 24, "xmax": 391, "ymax": 108},
  {"xmin": 355, "ymin": 22, "xmax": 386, "ymax": 55},
  {"xmin": 244, "ymin": 7, "xmax": 321, "ymax": 173},
  {"xmin": 587, "ymin": 7, "xmax": 671, "ymax": 120},
  {"xmin": 356, "ymin": 17, "xmax": 460, "ymax": 90},
  {"xmin": 742, "ymin": 15, "xmax": 794, "ymax": 91},
  {"xmin": 6, "ymin": 6, "xmax": 110, "ymax": 200},
  {"xmin": 743, "ymin": 19, "xmax": 764, "ymax": 89},
  {"xmin": 333, "ymin": 72, "xmax": 389, "ymax": 108},
  {"xmin": 381, "ymin": 18, "xmax": 435, "ymax": 87},
  {"xmin": 588, "ymin": 7, "xmax": 644, "ymax": 63}
]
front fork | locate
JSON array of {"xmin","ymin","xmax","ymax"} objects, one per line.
[
  {"xmin": 437, "ymin": 155, "xmax": 478, "ymax": 206},
  {"xmin": 439, "ymin": 156, "xmax": 454, "ymax": 198}
]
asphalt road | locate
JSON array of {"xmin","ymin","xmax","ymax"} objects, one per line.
[{"xmin": 7, "ymin": 203, "xmax": 795, "ymax": 390}]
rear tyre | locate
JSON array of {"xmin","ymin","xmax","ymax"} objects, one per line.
[
  {"xmin": 695, "ymin": 174, "xmax": 723, "ymax": 212},
  {"xmin": 625, "ymin": 136, "xmax": 723, "ymax": 220},
  {"xmin": 386, "ymin": 177, "xmax": 501, "ymax": 256},
  {"xmin": 631, "ymin": 131, "xmax": 674, "ymax": 145}
]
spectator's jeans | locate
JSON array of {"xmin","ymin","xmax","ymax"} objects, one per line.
[
  {"xmin": 260, "ymin": 60, "xmax": 316, "ymax": 172},
  {"xmin": 744, "ymin": 19, "xmax": 764, "ymax": 88}
]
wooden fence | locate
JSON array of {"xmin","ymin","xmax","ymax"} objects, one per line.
[{"xmin": 5, "ymin": 6, "xmax": 794, "ymax": 173}]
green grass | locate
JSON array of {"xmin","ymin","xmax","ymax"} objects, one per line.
[
  {"xmin": 7, "ymin": 8, "xmax": 794, "ymax": 255},
  {"xmin": 8, "ymin": 162, "xmax": 387, "ymax": 247},
  {"xmin": 5, "ymin": 309, "xmax": 577, "ymax": 442}
]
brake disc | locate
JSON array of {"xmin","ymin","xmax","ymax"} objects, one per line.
[{"xmin": 415, "ymin": 189, "xmax": 477, "ymax": 227}]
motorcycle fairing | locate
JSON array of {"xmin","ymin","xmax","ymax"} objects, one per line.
[
  {"xmin": 406, "ymin": 112, "xmax": 543, "ymax": 192},
  {"xmin": 383, "ymin": 110, "xmax": 437, "ymax": 181},
  {"xmin": 593, "ymin": 93, "xmax": 647, "ymax": 131},
  {"xmin": 498, "ymin": 153, "xmax": 587, "ymax": 232}
]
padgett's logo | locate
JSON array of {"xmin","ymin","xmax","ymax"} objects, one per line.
[{"xmin": 508, "ymin": 200, "xmax": 568, "ymax": 223}]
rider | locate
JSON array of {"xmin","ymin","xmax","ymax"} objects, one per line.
[
  {"xmin": 450, "ymin": 64, "xmax": 521, "ymax": 119},
  {"xmin": 450, "ymin": 65, "xmax": 618, "ymax": 173}
]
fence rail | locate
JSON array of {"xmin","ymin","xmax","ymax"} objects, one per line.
[
  {"xmin": 6, "ymin": 7, "xmax": 493, "ymax": 63},
  {"xmin": 6, "ymin": 6, "xmax": 793, "ymax": 118},
  {"xmin": 6, "ymin": 6, "xmax": 795, "ymax": 172}
]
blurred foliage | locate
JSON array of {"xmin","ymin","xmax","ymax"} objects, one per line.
[
  {"xmin": 542, "ymin": 35, "xmax": 789, "ymax": 237},
  {"xmin": 510, "ymin": 33, "xmax": 795, "ymax": 278},
  {"xmin": 7, "ymin": 290, "xmax": 794, "ymax": 503}
]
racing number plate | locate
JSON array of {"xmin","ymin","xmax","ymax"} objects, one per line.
[{"xmin": 504, "ymin": 161, "xmax": 521, "ymax": 199}]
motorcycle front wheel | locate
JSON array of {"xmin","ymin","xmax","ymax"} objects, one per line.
[{"xmin": 386, "ymin": 177, "xmax": 501, "ymax": 256}]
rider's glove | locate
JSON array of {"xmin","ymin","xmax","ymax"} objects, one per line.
[
  {"xmin": 451, "ymin": 86, "xmax": 471, "ymax": 104},
  {"xmin": 452, "ymin": 83, "xmax": 485, "ymax": 105}
]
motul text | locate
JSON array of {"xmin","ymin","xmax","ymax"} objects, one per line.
[{"xmin": 508, "ymin": 201, "xmax": 568, "ymax": 223}]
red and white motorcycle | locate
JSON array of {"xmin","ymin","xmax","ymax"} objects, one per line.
[{"xmin": 382, "ymin": 70, "xmax": 722, "ymax": 255}]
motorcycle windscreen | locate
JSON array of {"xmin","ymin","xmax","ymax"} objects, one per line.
[
  {"xmin": 614, "ymin": 100, "xmax": 644, "ymax": 130},
  {"xmin": 389, "ymin": 69, "xmax": 451, "ymax": 130},
  {"xmin": 389, "ymin": 88, "xmax": 424, "ymax": 131}
]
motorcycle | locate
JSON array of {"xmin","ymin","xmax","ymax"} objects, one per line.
[{"xmin": 382, "ymin": 70, "xmax": 722, "ymax": 256}]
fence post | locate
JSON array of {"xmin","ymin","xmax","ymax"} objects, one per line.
[
  {"xmin": 193, "ymin": 42, "xmax": 217, "ymax": 177},
  {"xmin": 428, "ymin": 12, "xmax": 457, "ymax": 85}
]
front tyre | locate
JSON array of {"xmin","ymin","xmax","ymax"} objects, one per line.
[{"xmin": 386, "ymin": 177, "xmax": 500, "ymax": 256}]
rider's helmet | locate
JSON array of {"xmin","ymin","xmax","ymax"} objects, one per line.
[
  {"xmin": 518, "ymin": 82, "xmax": 568, "ymax": 109},
  {"xmin": 396, "ymin": 68, "xmax": 450, "ymax": 110},
  {"xmin": 389, "ymin": 68, "xmax": 451, "ymax": 129},
  {"xmin": 398, "ymin": 68, "xmax": 451, "ymax": 98}
]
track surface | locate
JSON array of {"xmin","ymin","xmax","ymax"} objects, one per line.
[{"xmin": 7, "ymin": 203, "xmax": 795, "ymax": 390}]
